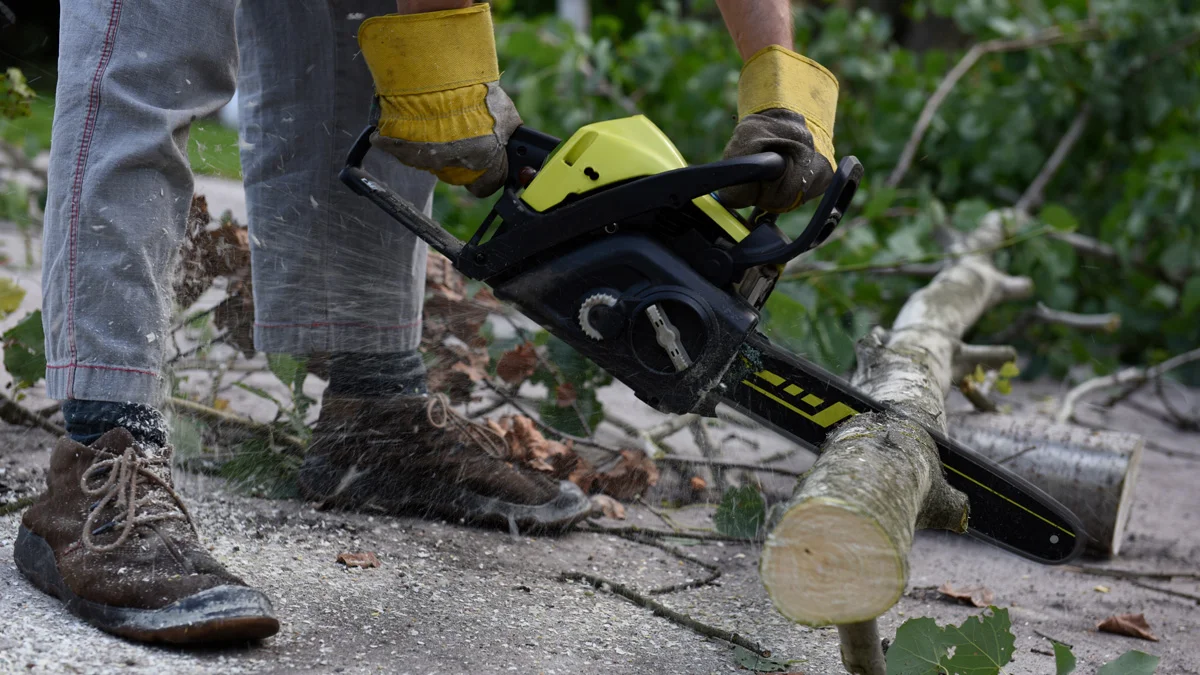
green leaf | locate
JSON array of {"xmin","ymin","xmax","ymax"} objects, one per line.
[
  {"xmin": 1052, "ymin": 641, "xmax": 1076, "ymax": 675},
  {"xmin": 995, "ymin": 380, "xmax": 1012, "ymax": 395},
  {"xmin": 0, "ymin": 277, "xmax": 25, "ymax": 314},
  {"xmin": 731, "ymin": 645, "xmax": 791, "ymax": 673},
  {"xmin": 1181, "ymin": 277, "xmax": 1200, "ymax": 315},
  {"xmin": 998, "ymin": 362, "xmax": 1020, "ymax": 378},
  {"xmin": 886, "ymin": 608, "xmax": 1015, "ymax": 675},
  {"xmin": 1039, "ymin": 204, "xmax": 1079, "ymax": 232},
  {"xmin": 714, "ymin": 485, "xmax": 765, "ymax": 539},
  {"xmin": 2, "ymin": 310, "xmax": 44, "ymax": 389},
  {"xmin": 944, "ymin": 607, "xmax": 1015, "ymax": 673},
  {"xmin": 233, "ymin": 381, "xmax": 283, "ymax": 408},
  {"xmin": 886, "ymin": 616, "xmax": 960, "ymax": 675},
  {"xmin": 266, "ymin": 353, "xmax": 305, "ymax": 388},
  {"xmin": 1096, "ymin": 650, "xmax": 1160, "ymax": 675}
]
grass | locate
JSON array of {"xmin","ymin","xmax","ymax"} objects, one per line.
[{"xmin": 1, "ymin": 96, "xmax": 243, "ymax": 180}]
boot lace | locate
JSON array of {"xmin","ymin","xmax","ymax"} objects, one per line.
[
  {"xmin": 425, "ymin": 393, "xmax": 509, "ymax": 459},
  {"xmin": 80, "ymin": 444, "xmax": 196, "ymax": 553}
]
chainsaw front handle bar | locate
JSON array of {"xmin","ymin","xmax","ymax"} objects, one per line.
[{"xmin": 341, "ymin": 125, "xmax": 787, "ymax": 279}]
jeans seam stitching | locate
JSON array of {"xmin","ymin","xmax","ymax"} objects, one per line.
[{"xmin": 65, "ymin": 0, "xmax": 125, "ymax": 397}]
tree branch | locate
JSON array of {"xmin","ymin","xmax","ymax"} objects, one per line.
[
  {"xmin": 558, "ymin": 572, "xmax": 769, "ymax": 655},
  {"xmin": 1057, "ymin": 347, "xmax": 1200, "ymax": 424},
  {"xmin": 887, "ymin": 21, "xmax": 1101, "ymax": 188},
  {"xmin": 1015, "ymin": 104, "xmax": 1093, "ymax": 213},
  {"xmin": 0, "ymin": 392, "xmax": 67, "ymax": 437},
  {"xmin": 166, "ymin": 397, "xmax": 306, "ymax": 452}
]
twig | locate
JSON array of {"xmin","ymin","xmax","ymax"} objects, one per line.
[
  {"xmin": 688, "ymin": 418, "xmax": 726, "ymax": 494},
  {"xmin": 558, "ymin": 572, "xmax": 768, "ymax": 655},
  {"xmin": 634, "ymin": 497, "xmax": 685, "ymax": 533},
  {"xmin": 586, "ymin": 522, "xmax": 754, "ymax": 543},
  {"xmin": 171, "ymin": 302, "xmax": 222, "ymax": 335},
  {"xmin": 782, "ymin": 225, "xmax": 1055, "ymax": 281},
  {"xmin": 1015, "ymin": 104, "xmax": 1093, "ymax": 212},
  {"xmin": 887, "ymin": 21, "xmax": 1101, "ymax": 187},
  {"xmin": 991, "ymin": 302, "xmax": 1123, "ymax": 344},
  {"xmin": 1057, "ymin": 346, "xmax": 1200, "ymax": 423},
  {"xmin": 36, "ymin": 401, "xmax": 62, "ymax": 418},
  {"xmin": 0, "ymin": 392, "xmax": 67, "ymax": 437},
  {"xmin": 656, "ymin": 455, "xmax": 803, "ymax": 478},
  {"xmin": 784, "ymin": 258, "xmax": 943, "ymax": 278},
  {"xmin": 582, "ymin": 523, "xmax": 723, "ymax": 595},
  {"xmin": 1131, "ymin": 580, "xmax": 1200, "ymax": 605},
  {"xmin": 1154, "ymin": 378, "xmax": 1198, "ymax": 430},
  {"xmin": 1048, "ymin": 230, "xmax": 1118, "ymax": 261},
  {"xmin": 1033, "ymin": 629, "xmax": 1074, "ymax": 649},
  {"xmin": 959, "ymin": 377, "xmax": 998, "ymax": 413},
  {"xmin": 0, "ymin": 496, "xmax": 35, "ymax": 517},
  {"xmin": 646, "ymin": 414, "xmax": 699, "ymax": 442},
  {"xmin": 480, "ymin": 379, "xmax": 620, "ymax": 454},
  {"xmin": 166, "ymin": 397, "xmax": 306, "ymax": 452},
  {"xmin": 1062, "ymin": 565, "xmax": 1200, "ymax": 581}
]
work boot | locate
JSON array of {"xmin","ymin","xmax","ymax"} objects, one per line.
[
  {"xmin": 298, "ymin": 393, "xmax": 592, "ymax": 530},
  {"xmin": 14, "ymin": 429, "xmax": 280, "ymax": 644}
]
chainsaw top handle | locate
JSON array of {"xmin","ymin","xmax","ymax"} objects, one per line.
[{"xmin": 340, "ymin": 124, "xmax": 855, "ymax": 282}]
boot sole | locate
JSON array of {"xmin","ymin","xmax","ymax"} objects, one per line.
[{"xmin": 14, "ymin": 526, "xmax": 280, "ymax": 644}]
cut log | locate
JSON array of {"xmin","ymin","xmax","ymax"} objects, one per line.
[
  {"xmin": 948, "ymin": 413, "xmax": 1143, "ymax": 556},
  {"xmin": 760, "ymin": 210, "xmax": 1031, "ymax": 675},
  {"xmin": 761, "ymin": 410, "xmax": 968, "ymax": 625}
]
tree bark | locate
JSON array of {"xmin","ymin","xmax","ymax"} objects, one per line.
[
  {"xmin": 948, "ymin": 413, "xmax": 1143, "ymax": 556},
  {"xmin": 760, "ymin": 210, "xmax": 1032, "ymax": 674}
]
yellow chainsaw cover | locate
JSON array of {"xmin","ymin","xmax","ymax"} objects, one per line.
[{"xmin": 520, "ymin": 115, "xmax": 749, "ymax": 242}]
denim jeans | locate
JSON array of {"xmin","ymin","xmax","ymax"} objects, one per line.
[{"xmin": 42, "ymin": 0, "xmax": 435, "ymax": 407}]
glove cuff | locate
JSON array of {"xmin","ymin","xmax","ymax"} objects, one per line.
[
  {"xmin": 737, "ymin": 46, "xmax": 838, "ymax": 166},
  {"xmin": 359, "ymin": 4, "xmax": 499, "ymax": 95}
]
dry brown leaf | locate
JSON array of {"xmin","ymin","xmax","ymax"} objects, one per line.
[
  {"xmin": 567, "ymin": 454, "xmax": 597, "ymax": 494},
  {"xmin": 689, "ymin": 476, "xmax": 707, "ymax": 491},
  {"xmin": 593, "ymin": 448, "xmax": 660, "ymax": 500},
  {"xmin": 555, "ymin": 381, "xmax": 578, "ymax": 407},
  {"xmin": 1097, "ymin": 613, "xmax": 1159, "ymax": 641},
  {"xmin": 336, "ymin": 552, "xmax": 381, "ymax": 569},
  {"xmin": 591, "ymin": 495, "xmax": 626, "ymax": 520},
  {"xmin": 937, "ymin": 583, "xmax": 995, "ymax": 608},
  {"xmin": 496, "ymin": 341, "xmax": 539, "ymax": 384}
]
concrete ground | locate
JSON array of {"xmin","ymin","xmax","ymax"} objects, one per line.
[{"xmin": 0, "ymin": 178, "xmax": 1197, "ymax": 674}]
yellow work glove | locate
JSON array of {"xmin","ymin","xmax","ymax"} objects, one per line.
[
  {"xmin": 719, "ymin": 46, "xmax": 839, "ymax": 213},
  {"xmin": 359, "ymin": 4, "xmax": 521, "ymax": 198}
]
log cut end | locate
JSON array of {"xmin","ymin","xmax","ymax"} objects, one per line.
[{"xmin": 761, "ymin": 497, "xmax": 905, "ymax": 626}]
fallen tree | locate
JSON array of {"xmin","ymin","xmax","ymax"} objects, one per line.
[{"xmin": 756, "ymin": 208, "xmax": 1139, "ymax": 674}]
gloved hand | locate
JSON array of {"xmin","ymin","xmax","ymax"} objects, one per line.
[
  {"xmin": 358, "ymin": 4, "xmax": 520, "ymax": 198},
  {"xmin": 719, "ymin": 46, "xmax": 839, "ymax": 213}
]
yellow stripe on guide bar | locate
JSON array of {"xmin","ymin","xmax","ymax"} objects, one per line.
[{"xmin": 742, "ymin": 379, "xmax": 858, "ymax": 428}]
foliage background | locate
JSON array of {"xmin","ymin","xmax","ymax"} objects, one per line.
[{"xmin": 3, "ymin": 0, "xmax": 1199, "ymax": 384}]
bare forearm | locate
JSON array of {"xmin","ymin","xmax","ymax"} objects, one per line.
[
  {"xmin": 395, "ymin": 0, "xmax": 471, "ymax": 14},
  {"xmin": 715, "ymin": 0, "xmax": 794, "ymax": 59}
]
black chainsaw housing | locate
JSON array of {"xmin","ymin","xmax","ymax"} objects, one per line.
[
  {"xmin": 340, "ymin": 123, "xmax": 859, "ymax": 416},
  {"xmin": 493, "ymin": 232, "xmax": 757, "ymax": 414}
]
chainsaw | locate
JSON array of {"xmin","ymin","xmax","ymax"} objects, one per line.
[{"xmin": 341, "ymin": 115, "xmax": 1086, "ymax": 564}]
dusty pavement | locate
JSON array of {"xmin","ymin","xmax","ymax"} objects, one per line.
[
  {"xmin": 1, "ymin": 177, "xmax": 1198, "ymax": 674},
  {"xmin": 2, "ymin": 378, "xmax": 1199, "ymax": 675}
]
